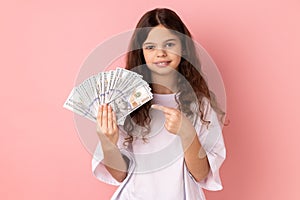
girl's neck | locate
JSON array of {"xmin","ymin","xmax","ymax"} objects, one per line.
[
  {"xmin": 152, "ymin": 84, "xmax": 176, "ymax": 94},
  {"xmin": 151, "ymin": 73, "xmax": 178, "ymax": 94}
]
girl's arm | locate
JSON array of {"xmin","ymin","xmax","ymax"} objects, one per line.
[
  {"xmin": 180, "ymin": 130, "xmax": 210, "ymax": 182},
  {"xmin": 151, "ymin": 104, "xmax": 210, "ymax": 182},
  {"xmin": 96, "ymin": 104, "xmax": 128, "ymax": 182}
]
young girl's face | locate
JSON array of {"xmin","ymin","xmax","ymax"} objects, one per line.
[{"xmin": 142, "ymin": 25, "xmax": 182, "ymax": 75}]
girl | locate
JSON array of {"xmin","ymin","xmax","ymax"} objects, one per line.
[{"xmin": 93, "ymin": 8, "xmax": 226, "ymax": 200}]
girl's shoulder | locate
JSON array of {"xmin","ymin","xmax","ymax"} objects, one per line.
[
  {"xmin": 200, "ymin": 97, "xmax": 213, "ymax": 118},
  {"xmin": 190, "ymin": 96, "xmax": 212, "ymax": 116}
]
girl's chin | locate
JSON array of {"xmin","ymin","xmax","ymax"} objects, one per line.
[
  {"xmin": 149, "ymin": 64, "xmax": 176, "ymax": 70},
  {"xmin": 149, "ymin": 68, "xmax": 178, "ymax": 76}
]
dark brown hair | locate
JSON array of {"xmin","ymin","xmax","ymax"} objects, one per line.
[{"xmin": 123, "ymin": 8, "xmax": 226, "ymax": 143}]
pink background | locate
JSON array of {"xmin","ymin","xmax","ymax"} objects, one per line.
[{"xmin": 1, "ymin": 0, "xmax": 299, "ymax": 199}]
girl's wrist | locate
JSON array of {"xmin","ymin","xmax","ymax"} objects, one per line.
[
  {"xmin": 98, "ymin": 133, "xmax": 118, "ymax": 151},
  {"xmin": 178, "ymin": 129, "xmax": 197, "ymax": 150}
]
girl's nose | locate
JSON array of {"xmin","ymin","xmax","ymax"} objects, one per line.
[{"xmin": 156, "ymin": 48, "xmax": 167, "ymax": 57}]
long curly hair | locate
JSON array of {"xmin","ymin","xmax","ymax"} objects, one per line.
[{"xmin": 123, "ymin": 8, "xmax": 225, "ymax": 144}]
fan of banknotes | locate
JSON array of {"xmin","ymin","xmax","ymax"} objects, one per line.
[{"xmin": 63, "ymin": 67, "xmax": 153, "ymax": 125}]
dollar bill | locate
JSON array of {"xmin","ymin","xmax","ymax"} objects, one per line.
[
  {"xmin": 63, "ymin": 68, "xmax": 153, "ymax": 125},
  {"xmin": 108, "ymin": 84, "xmax": 153, "ymax": 125}
]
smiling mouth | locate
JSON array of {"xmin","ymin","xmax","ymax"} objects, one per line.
[{"xmin": 153, "ymin": 61, "xmax": 171, "ymax": 67}]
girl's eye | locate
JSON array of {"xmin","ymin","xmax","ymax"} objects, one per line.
[
  {"xmin": 165, "ymin": 43, "xmax": 175, "ymax": 48},
  {"xmin": 144, "ymin": 45, "xmax": 155, "ymax": 50}
]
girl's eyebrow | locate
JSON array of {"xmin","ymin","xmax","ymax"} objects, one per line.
[{"xmin": 143, "ymin": 38, "xmax": 178, "ymax": 46}]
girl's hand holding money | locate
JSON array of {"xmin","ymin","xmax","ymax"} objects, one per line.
[
  {"xmin": 96, "ymin": 104, "xmax": 119, "ymax": 146},
  {"xmin": 96, "ymin": 104, "xmax": 128, "ymax": 182}
]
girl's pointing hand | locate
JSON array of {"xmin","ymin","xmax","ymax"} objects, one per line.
[{"xmin": 151, "ymin": 104, "xmax": 196, "ymax": 137}]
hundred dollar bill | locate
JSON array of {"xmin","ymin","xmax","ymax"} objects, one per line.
[
  {"xmin": 109, "ymin": 84, "xmax": 153, "ymax": 125},
  {"xmin": 63, "ymin": 87, "xmax": 97, "ymax": 122},
  {"xmin": 108, "ymin": 76, "xmax": 145, "ymax": 103},
  {"xmin": 63, "ymin": 68, "xmax": 152, "ymax": 125}
]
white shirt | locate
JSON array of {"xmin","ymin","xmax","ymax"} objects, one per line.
[{"xmin": 92, "ymin": 93, "xmax": 226, "ymax": 200}]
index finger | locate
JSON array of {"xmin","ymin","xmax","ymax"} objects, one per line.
[{"xmin": 151, "ymin": 104, "xmax": 175, "ymax": 114}]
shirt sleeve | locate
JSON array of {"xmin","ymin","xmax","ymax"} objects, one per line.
[
  {"xmin": 91, "ymin": 129, "xmax": 135, "ymax": 186},
  {"xmin": 190, "ymin": 99, "xmax": 226, "ymax": 191}
]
